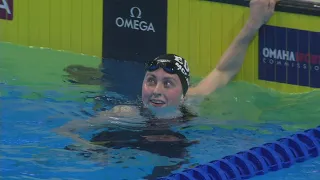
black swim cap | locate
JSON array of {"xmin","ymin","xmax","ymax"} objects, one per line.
[{"xmin": 145, "ymin": 54, "xmax": 190, "ymax": 96}]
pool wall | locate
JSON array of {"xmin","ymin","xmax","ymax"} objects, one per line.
[
  {"xmin": 0, "ymin": 0, "xmax": 103, "ymax": 58},
  {"xmin": 1, "ymin": 0, "xmax": 320, "ymax": 93}
]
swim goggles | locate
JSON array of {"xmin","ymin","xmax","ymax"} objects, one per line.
[
  {"xmin": 145, "ymin": 59, "xmax": 179, "ymax": 74},
  {"xmin": 145, "ymin": 58, "xmax": 190, "ymax": 95}
]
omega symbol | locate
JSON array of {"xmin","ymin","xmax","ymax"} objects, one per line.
[{"xmin": 130, "ymin": 7, "xmax": 141, "ymax": 19}]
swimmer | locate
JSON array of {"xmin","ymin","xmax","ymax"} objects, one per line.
[
  {"xmin": 56, "ymin": 0, "xmax": 278, "ymax": 152},
  {"xmin": 105, "ymin": 0, "xmax": 278, "ymax": 118},
  {"xmin": 55, "ymin": 0, "xmax": 278, "ymax": 178}
]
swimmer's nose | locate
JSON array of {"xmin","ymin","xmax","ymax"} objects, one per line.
[{"xmin": 153, "ymin": 83, "xmax": 164, "ymax": 96}]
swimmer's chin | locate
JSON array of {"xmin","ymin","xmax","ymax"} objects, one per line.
[
  {"xmin": 149, "ymin": 106, "xmax": 183, "ymax": 119},
  {"xmin": 146, "ymin": 103, "xmax": 180, "ymax": 113}
]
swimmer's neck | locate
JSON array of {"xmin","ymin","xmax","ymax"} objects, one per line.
[{"xmin": 143, "ymin": 105, "xmax": 184, "ymax": 119}]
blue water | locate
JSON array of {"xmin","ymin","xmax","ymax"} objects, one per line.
[
  {"xmin": 1, "ymin": 43, "xmax": 320, "ymax": 180},
  {"xmin": 1, "ymin": 84, "xmax": 320, "ymax": 180}
]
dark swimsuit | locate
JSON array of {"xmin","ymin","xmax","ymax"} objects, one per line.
[
  {"xmin": 66, "ymin": 103, "xmax": 198, "ymax": 179},
  {"xmin": 93, "ymin": 104, "xmax": 197, "ymax": 179}
]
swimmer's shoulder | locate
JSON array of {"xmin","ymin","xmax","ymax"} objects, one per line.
[
  {"xmin": 99, "ymin": 105, "xmax": 140, "ymax": 117},
  {"xmin": 181, "ymin": 94, "xmax": 205, "ymax": 116}
]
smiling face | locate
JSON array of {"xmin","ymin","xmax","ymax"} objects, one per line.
[{"xmin": 141, "ymin": 68, "xmax": 184, "ymax": 109}]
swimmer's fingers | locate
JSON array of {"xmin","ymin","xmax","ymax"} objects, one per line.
[
  {"xmin": 268, "ymin": 0, "xmax": 277, "ymax": 13},
  {"xmin": 82, "ymin": 141, "xmax": 108, "ymax": 151},
  {"xmin": 248, "ymin": 0, "xmax": 278, "ymax": 27},
  {"xmin": 65, "ymin": 144, "xmax": 108, "ymax": 162},
  {"xmin": 69, "ymin": 135, "xmax": 108, "ymax": 151},
  {"xmin": 65, "ymin": 143, "xmax": 108, "ymax": 153}
]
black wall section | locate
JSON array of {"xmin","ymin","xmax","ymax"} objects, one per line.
[
  {"xmin": 100, "ymin": 58, "xmax": 146, "ymax": 102},
  {"xmin": 102, "ymin": 0, "xmax": 168, "ymax": 63}
]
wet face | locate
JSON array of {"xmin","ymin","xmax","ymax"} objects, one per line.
[{"xmin": 142, "ymin": 68, "xmax": 184, "ymax": 109}]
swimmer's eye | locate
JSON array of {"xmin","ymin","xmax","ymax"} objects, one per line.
[
  {"xmin": 146, "ymin": 77, "xmax": 156, "ymax": 85},
  {"xmin": 164, "ymin": 80, "xmax": 175, "ymax": 88}
]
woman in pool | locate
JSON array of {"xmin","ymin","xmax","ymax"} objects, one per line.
[
  {"xmin": 56, "ymin": 0, "xmax": 278, "ymax": 178},
  {"xmin": 107, "ymin": 0, "xmax": 278, "ymax": 117}
]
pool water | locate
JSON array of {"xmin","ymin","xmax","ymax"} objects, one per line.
[{"xmin": 1, "ymin": 42, "xmax": 320, "ymax": 180}]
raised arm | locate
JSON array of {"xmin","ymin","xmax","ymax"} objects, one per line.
[{"xmin": 187, "ymin": 0, "xmax": 278, "ymax": 96}]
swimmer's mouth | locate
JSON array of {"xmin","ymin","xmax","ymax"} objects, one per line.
[{"xmin": 150, "ymin": 99, "xmax": 166, "ymax": 107}]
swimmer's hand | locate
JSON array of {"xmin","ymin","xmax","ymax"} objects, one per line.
[
  {"xmin": 54, "ymin": 105, "xmax": 139, "ymax": 134},
  {"xmin": 65, "ymin": 144, "xmax": 109, "ymax": 165},
  {"xmin": 248, "ymin": 0, "xmax": 279, "ymax": 29},
  {"xmin": 54, "ymin": 105, "xmax": 141, "ymax": 154},
  {"xmin": 65, "ymin": 143, "xmax": 107, "ymax": 153},
  {"xmin": 55, "ymin": 127, "xmax": 105, "ymax": 150}
]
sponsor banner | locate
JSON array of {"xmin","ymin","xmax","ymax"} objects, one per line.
[
  {"xmin": 102, "ymin": 0, "xmax": 167, "ymax": 63},
  {"xmin": 259, "ymin": 25, "xmax": 320, "ymax": 88},
  {"xmin": 0, "ymin": 0, "xmax": 13, "ymax": 20}
]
